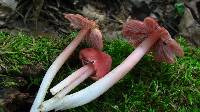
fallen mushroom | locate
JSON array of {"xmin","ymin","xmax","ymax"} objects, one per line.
[
  {"xmin": 40, "ymin": 48, "xmax": 112, "ymax": 111},
  {"xmin": 30, "ymin": 14, "xmax": 103, "ymax": 112},
  {"xmin": 40, "ymin": 17, "xmax": 184, "ymax": 111},
  {"xmin": 50, "ymin": 48, "xmax": 112, "ymax": 95}
]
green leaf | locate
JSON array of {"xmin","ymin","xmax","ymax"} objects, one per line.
[{"xmin": 175, "ymin": 2, "xmax": 185, "ymax": 16}]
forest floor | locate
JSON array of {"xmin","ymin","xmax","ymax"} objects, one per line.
[{"xmin": 0, "ymin": 0, "xmax": 200, "ymax": 112}]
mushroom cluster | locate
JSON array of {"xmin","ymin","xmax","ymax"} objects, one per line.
[{"xmin": 31, "ymin": 14, "xmax": 184, "ymax": 112}]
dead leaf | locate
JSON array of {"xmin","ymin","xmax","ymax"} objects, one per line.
[{"xmin": 178, "ymin": 8, "xmax": 200, "ymax": 47}]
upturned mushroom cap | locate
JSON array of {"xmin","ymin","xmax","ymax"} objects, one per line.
[
  {"xmin": 64, "ymin": 14, "xmax": 96, "ymax": 29},
  {"xmin": 123, "ymin": 17, "xmax": 184, "ymax": 63},
  {"xmin": 64, "ymin": 13, "xmax": 103, "ymax": 50},
  {"xmin": 79, "ymin": 48, "xmax": 112, "ymax": 80}
]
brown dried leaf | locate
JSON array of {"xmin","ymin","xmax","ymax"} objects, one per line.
[{"xmin": 179, "ymin": 8, "xmax": 200, "ymax": 47}]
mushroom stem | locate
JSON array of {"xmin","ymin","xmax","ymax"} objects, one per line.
[
  {"xmin": 56, "ymin": 65, "xmax": 94, "ymax": 97},
  {"xmin": 40, "ymin": 35, "xmax": 160, "ymax": 111},
  {"xmin": 39, "ymin": 64, "xmax": 94, "ymax": 111},
  {"xmin": 50, "ymin": 64, "xmax": 95, "ymax": 95},
  {"xmin": 30, "ymin": 29, "xmax": 89, "ymax": 112}
]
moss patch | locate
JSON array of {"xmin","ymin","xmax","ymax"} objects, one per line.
[{"xmin": 0, "ymin": 32, "xmax": 200, "ymax": 111}]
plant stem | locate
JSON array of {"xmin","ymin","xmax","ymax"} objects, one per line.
[
  {"xmin": 30, "ymin": 29, "xmax": 89, "ymax": 112},
  {"xmin": 40, "ymin": 36, "xmax": 160, "ymax": 111}
]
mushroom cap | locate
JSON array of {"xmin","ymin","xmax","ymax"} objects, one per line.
[
  {"xmin": 122, "ymin": 17, "xmax": 184, "ymax": 63},
  {"xmin": 79, "ymin": 48, "xmax": 112, "ymax": 80},
  {"xmin": 64, "ymin": 13, "xmax": 103, "ymax": 50},
  {"xmin": 143, "ymin": 17, "xmax": 160, "ymax": 33},
  {"xmin": 64, "ymin": 13, "xmax": 96, "ymax": 29},
  {"xmin": 85, "ymin": 28, "xmax": 103, "ymax": 50},
  {"xmin": 122, "ymin": 19, "xmax": 147, "ymax": 41}
]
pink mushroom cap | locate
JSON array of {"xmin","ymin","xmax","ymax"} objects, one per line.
[
  {"xmin": 79, "ymin": 48, "xmax": 112, "ymax": 80},
  {"xmin": 123, "ymin": 17, "xmax": 184, "ymax": 63},
  {"xmin": 64, "ymin": 13, "xmax": 103, "ymax": 50}
]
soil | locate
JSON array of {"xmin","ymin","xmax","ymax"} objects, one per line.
[{"xmin": 0, "ymin": 0, "xmax": 184, "ymax": 36}]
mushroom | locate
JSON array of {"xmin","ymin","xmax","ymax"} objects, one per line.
[
  {"xmin": 30, "ymin": 14, "xmax": 103, "ymax": 112},
  {"xmin": 51, "ymin": 48, "xmax": 112, "ymax": 95},
  {"xmin": 123, "ymin": 17, "xmax": 184, "ymax": 63},
  {"xmin": 40, "ymin": 48, "xmax": 112, "ymax": 111},
  {"xmin": 39, "ymin": 17, "xmax": 184, "ymax": 111}
]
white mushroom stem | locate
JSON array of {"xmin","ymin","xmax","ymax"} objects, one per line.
[
  {"xmin": 40, "ymin": 36, "xmax": 160, "ymax": 111},
  {"xmin": 50, "ymin": 65, "xmax": 93, "ymax": 95},
  {"xmin": 56, "ymin": 66, "xmax": 94, "ymax": 97},
  {"xmin": 38, "ymin": 65, "xmax": 94, "ymax": 112},
  {"xmin": 30, "ymin": 29, "xmax": 89, "ymax": 112},
  {"xmin": 50, "ymin": 64, "xmax": 95, "ymax": 96}
]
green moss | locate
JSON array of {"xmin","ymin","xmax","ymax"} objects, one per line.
[
  {"xmin": 0, "ymin": 32, "xmax": 200, "ymax": 111},
  {"xmin": 0, "ymin": 32, "xmax": 79, "ymax": 88},
  {"xmin": 0, "ymin": 32, "xmax": 78, "ymax": 72},
  {"xmin": 104, "ymin": 38, "xmax": 133, "ymax": 67}
]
